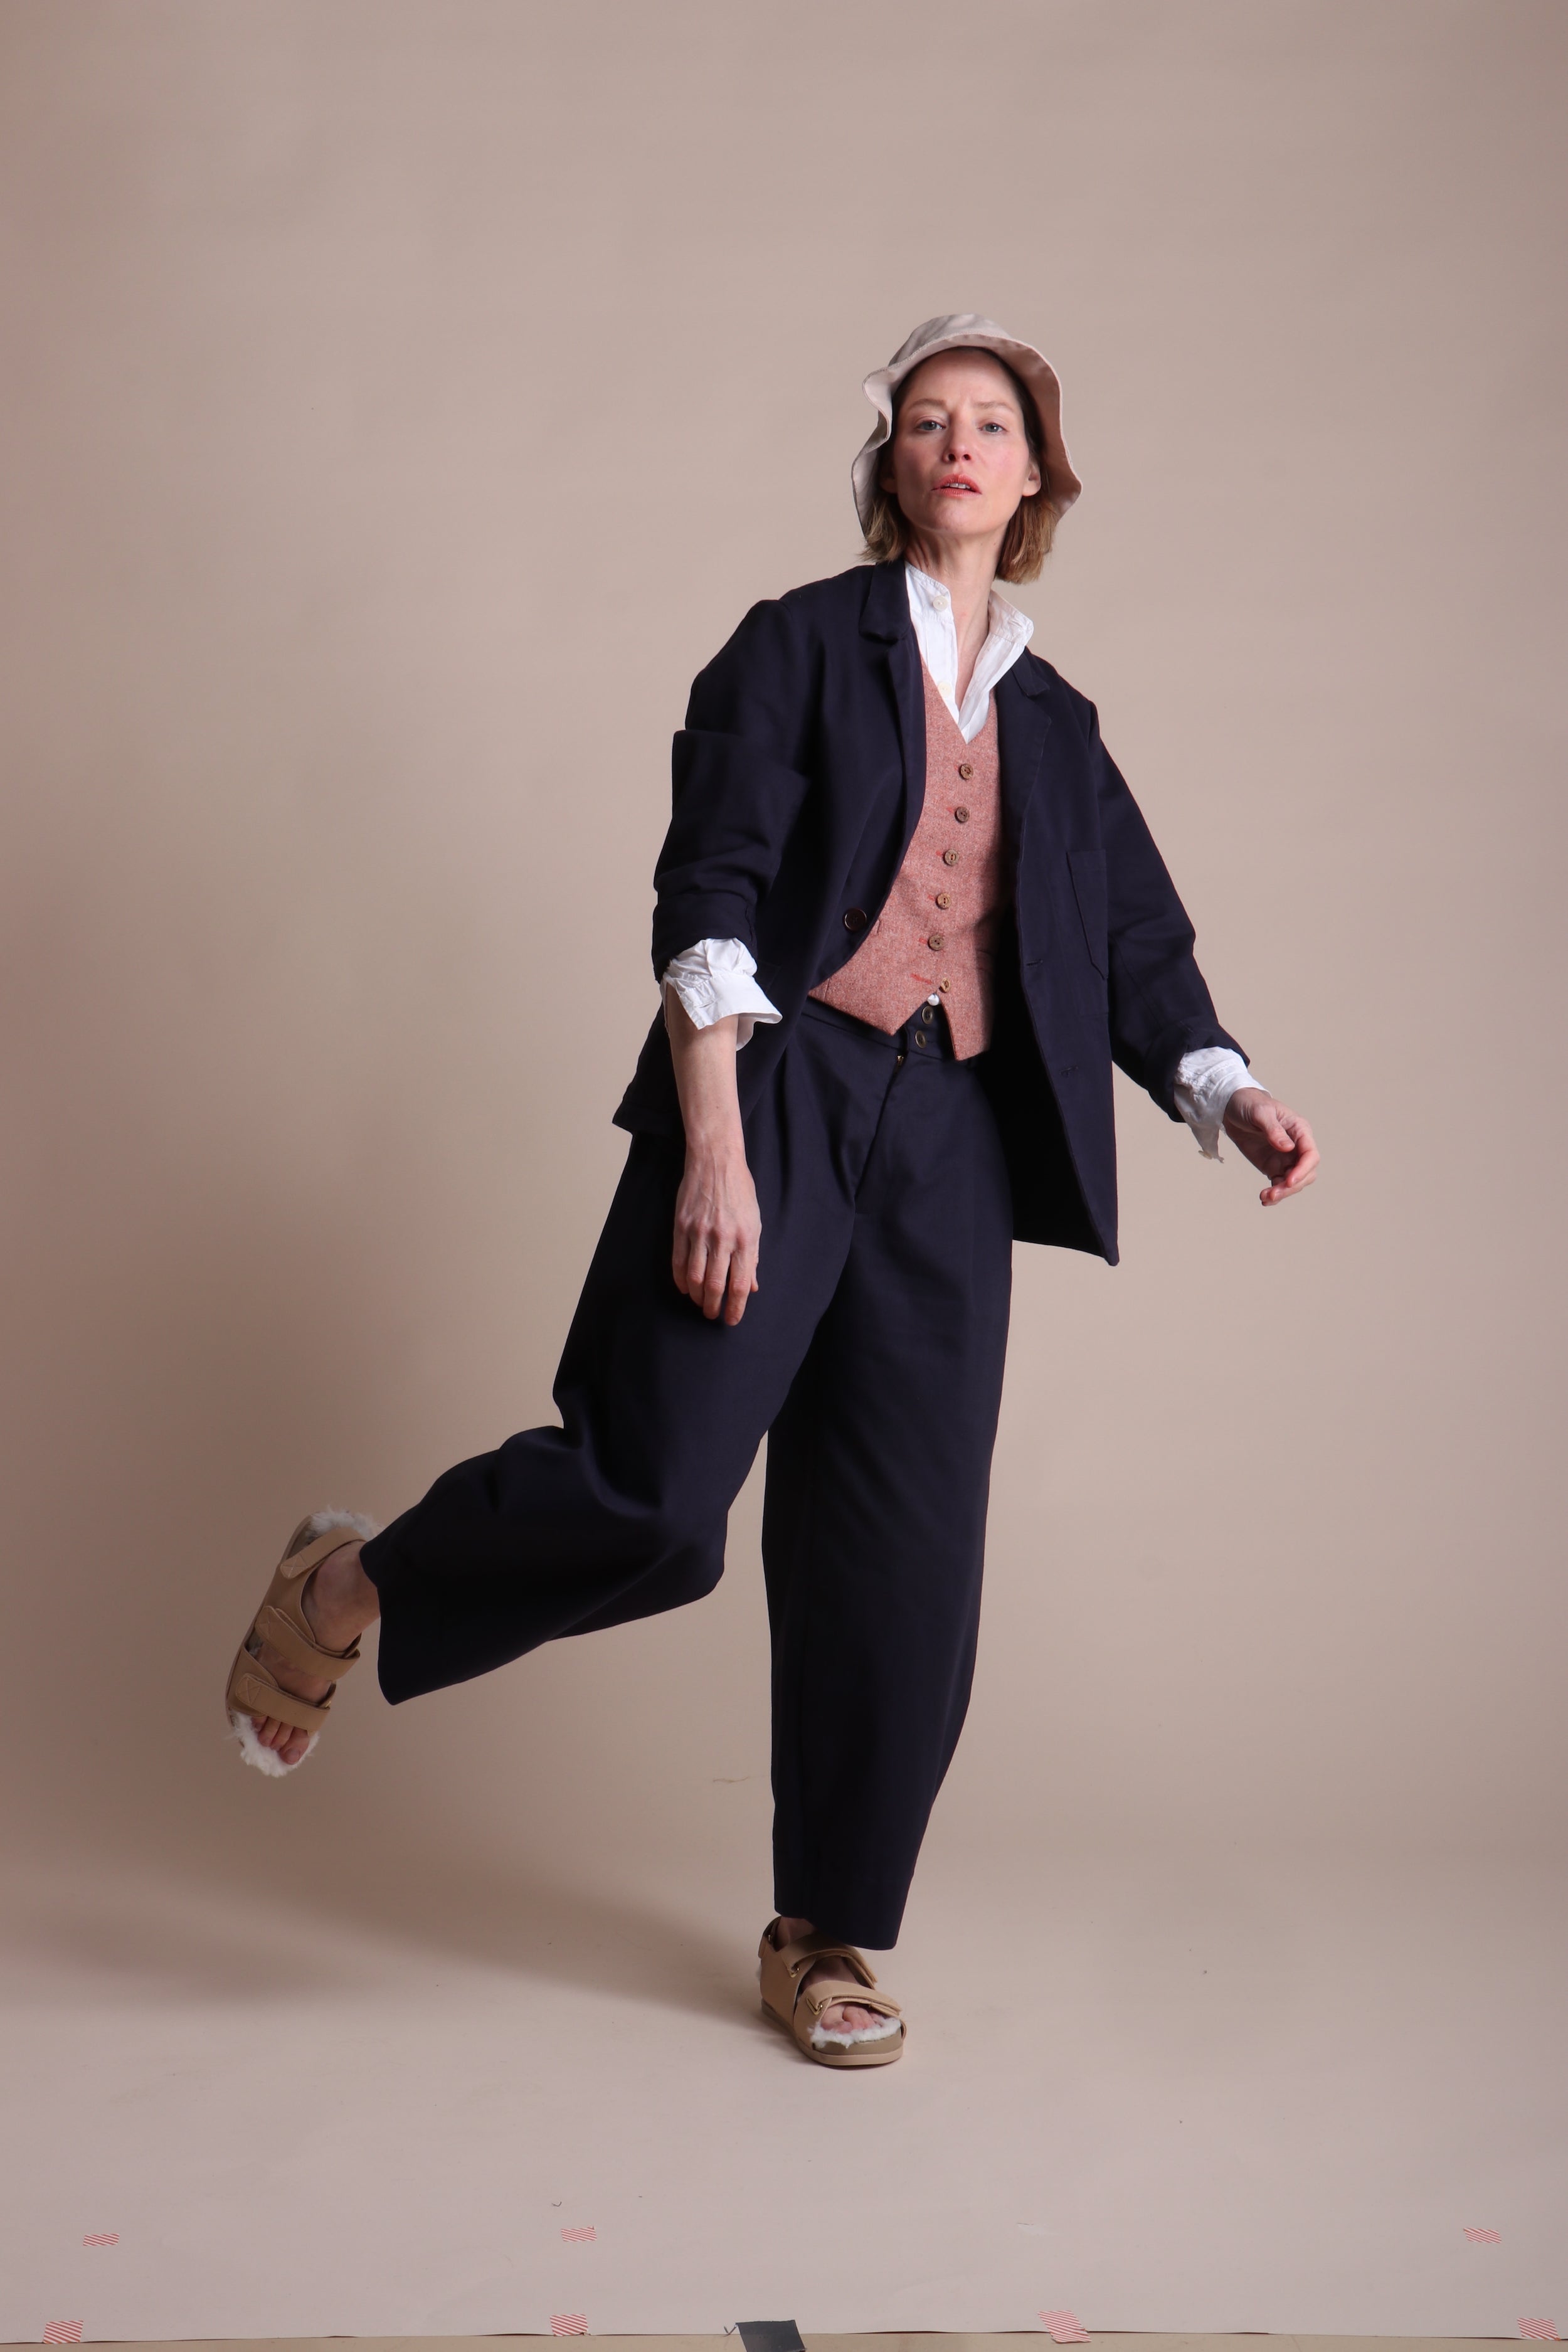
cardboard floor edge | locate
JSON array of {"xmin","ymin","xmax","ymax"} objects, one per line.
[{"xmin": 0, "ymin": 2336, "xmax": 1525, "ymax": 2349}]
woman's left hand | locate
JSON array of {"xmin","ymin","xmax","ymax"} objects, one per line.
[{"xmin": 1222, "ymin": 1088, "xmax": 1320, "ymax": 1206}]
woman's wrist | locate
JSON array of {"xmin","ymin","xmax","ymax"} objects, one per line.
[{"xmin": 682, "ymin": 1118, "xmax": 748, "ymax": 1162}]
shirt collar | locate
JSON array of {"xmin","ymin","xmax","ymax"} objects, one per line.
[
  {"xmin": 904, "ymin": 561, "xmax": 1034, "ymax": 736},
  {"xmin": 904, "ymin": 561, "xmax": 1033, "ymax": 654}
]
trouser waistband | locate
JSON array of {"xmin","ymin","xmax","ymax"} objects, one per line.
[{"xmin": 801, "ymin": 995, "xmax": 961, "ymax": 1060}]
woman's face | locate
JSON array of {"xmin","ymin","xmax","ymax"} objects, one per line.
[{"xmin": 879, "ymin": 351, "xmax": 1042, "ymax": 554}]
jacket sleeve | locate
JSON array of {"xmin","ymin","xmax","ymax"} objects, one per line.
[
  {"xmin": 1089, "ymin": 712, "xmax": 1248, "ymax": 1117},
  {"xmin": 650, "ymin": 597, "xmax": 817, "ymax": 976}
]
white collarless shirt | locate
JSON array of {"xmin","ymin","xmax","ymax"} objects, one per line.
[
  {"xmin": 660, "ymin": 563, "xmax": 1263, "ymax": 1156},
  {"xmin": 903, "ymin": 559, "xmax": 1035, "ymax": 739}
]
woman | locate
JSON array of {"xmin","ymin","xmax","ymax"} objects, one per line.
[{"xmin": 225, "ymin": 315, "xmax": 1318, "ymax": 2069}]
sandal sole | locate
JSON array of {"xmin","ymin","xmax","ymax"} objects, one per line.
[{"xmin": 760, "ymin": 1996, "xmax": 905, "ymax": 2067}]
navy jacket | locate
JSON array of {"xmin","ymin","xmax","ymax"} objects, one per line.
[{"xmin": 614, "ymin": 560, "xmax": 1244, "ymax": 1264}]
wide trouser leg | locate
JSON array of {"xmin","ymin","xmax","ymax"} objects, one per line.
[
  {"xmin": 360, "ymin": 1010, "xmax": 906, "ymax": 1705},
  {"xmin": 763, "ymin": 1025, "xmax": 1015, "ymax": 1951}
]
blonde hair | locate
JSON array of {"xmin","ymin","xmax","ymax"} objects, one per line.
[{"xmin": 860, "ymin": 355, "xmax": 1057, "ymax": 583}]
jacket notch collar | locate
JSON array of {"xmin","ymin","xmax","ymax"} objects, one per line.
[
  {"xmin": 997, "ymin": 660, "xmax": 1055, "ymax": 848},
  {"xmin": 856, "ymin": 561, "xmax": 925, "ymax": 824},
  {"xmin": 859, "ymin": 559, "xmax": 909, "ymax": 643}
]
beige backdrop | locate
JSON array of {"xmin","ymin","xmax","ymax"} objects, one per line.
[
  {"xmin": 1, "ymin": 3, "xmax": 1565, "ymax": 2336},
  {"xmin": 3, "ymin": 0, "xmax": 1564, "ymax": 1887}
]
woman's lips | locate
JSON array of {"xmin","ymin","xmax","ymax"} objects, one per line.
[{"xmin": 936, "ymin": 477, "xmax": 979, "ymax": 493}]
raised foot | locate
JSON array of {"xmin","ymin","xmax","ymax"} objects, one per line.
[{"xmin": 246, "ymin": 1540, "xmax": 377, "ymax": 1768}]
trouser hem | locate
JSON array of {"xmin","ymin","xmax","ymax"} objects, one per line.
[
  {"xmin": 771, "ymin": 1890, "xmax": 906, "ymax": 1952},
  {"xmin": 354, "ymin": 1530, "xmax": 425, "ymax": 1705}
]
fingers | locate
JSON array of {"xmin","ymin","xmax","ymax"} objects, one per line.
[
  {"xmin": 724, "ymin": 1226, "xmax": 761, "ymax": 1328},
  {"xmin": 1259, "ymin": 1110, "xmax": 1320, "ymax": 1207},
  {"xmin": 693, "ymin": 1225, "xmax": 761, "ymax": 1322},
  {"xmin": 671, "ymin": 1224, "xmax": 726, "ymax": 1318},
  {"xmin": 1225, "ymin": 1094, "xmax": 1321, "ymax": 1207},
  {"xmin": 672, "ymin": 1228, "xmax": 708, "ymax": 1308},
  {"xmin": 672, "ymin": 1219, "xmax": 760, "ymax": 1321},
  {"xmin": 672, "ymin": 1235, "xmax": 761, "ymax": 1321},
  {"xmin": 671, "ymin": 1151, "xmax": 763, "ymax": 1322},
  {"xmin": 702, "ymin": 1237, "xmax": 731, "ymax": 1322}
]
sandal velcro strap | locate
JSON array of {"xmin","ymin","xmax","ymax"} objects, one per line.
[
  {"xmin": 252, "ymin": 1601, "xmax": 360, "ymax": 1680},
  {"xmin": 226, "ymin": 1661, "xmax": 333, "ymax": 1735},
  {"xmin": 278, "ymin": 1524, "xmax": 364, "ymax": 1581},
  {"xmin": 773, "ymin": 1932, "xmax": 877, "ymax": 1989},
  {"xmin": 797, "ymin": 1976, "xmax": 901, "ymax": 2018}
]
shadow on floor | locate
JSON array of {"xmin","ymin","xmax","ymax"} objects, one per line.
[{"xmin": 0, "ymin": 1831, "xmax": 768, "ymax": 2030}]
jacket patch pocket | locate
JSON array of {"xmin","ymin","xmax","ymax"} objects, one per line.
[{"xmin": 1067, "ymin": 847, "xmax": 1109, "ymax": 978}]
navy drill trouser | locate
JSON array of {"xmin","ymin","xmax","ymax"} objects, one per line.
[{"xmin": 359, "ymin": 997, "xmax": 1014, "ymax": 1949}]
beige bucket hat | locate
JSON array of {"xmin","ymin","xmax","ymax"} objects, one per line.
[{"xmin": 852, "ymin": 313, "xmax": 1081, "ymax": 534}]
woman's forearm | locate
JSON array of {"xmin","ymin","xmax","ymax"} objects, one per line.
[
  {"xmin": 665, "ymin": 989, "xmax": 761, "ymax": 1324},
  {"xmin": 665, "ymin": 989, "xmax": 747, "ymax": 1149}
]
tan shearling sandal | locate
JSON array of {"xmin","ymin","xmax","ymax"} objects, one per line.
[
  {"xmin": 758, "ymin": 1919, "xmax": 906, "ymax": 2067},
  {"xmin": 225, "ymin": 1510, "xmax": 378, "ymax": 1777}
]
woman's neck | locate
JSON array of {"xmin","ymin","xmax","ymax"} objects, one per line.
[{"xmin": 904, "ymin": 531, "xmax": 1002, "ymax": 706}]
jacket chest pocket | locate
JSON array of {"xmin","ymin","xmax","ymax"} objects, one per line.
[{"xmin": 1067, "ymin": 847, "xmax": 1108, "ymax": 978}]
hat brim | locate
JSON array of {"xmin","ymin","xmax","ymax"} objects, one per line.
[{"xmin": 851, "ymin": 324, "xmax": 1081, "ymax": 537}]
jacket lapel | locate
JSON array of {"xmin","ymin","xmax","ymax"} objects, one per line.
[
  {"xmin": 995, "ymin": 655, "xmax": 1055, "ymax": 857},
  {"xmin": 859, "ymin": 562, "xmax": 927, "ymax": 857}
]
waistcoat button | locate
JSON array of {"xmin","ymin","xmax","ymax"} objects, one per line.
[
  {"xmin": 943, "ymin": 849, "xmax": 959, "ymax": 866},
  {"xmin": 958, "ymin": 761, "xmax": 974, "ymax": 780},
  {"xmin": 843, "ymin": 907, "xmax": 867, "ymax": 931},
  {"xmin": 928, "ymin": 933, "xmax": 945, "ymax": 950},
  {"xmin": 935, "ymin": 892, "xmax": 951, "ymax": 909},
  {"xmin": 953, "ymin": 806, "xmax": 970, "ymax": 824}
]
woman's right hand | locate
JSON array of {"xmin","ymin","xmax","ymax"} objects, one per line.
[
  {"xmin": 664, "ymin": 987, "xmax": 761, "ymax": 1326},
  {"xmin": 672, "ymin": 1140, "xmax": 761, "ymax": 1325}
]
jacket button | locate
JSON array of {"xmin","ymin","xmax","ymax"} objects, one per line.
[
  {"xmin": 844, "ymin": 907, "xmax": 867, "ymax": 932},
  {"xmin": 935, "ymin": 892, "xmax": 951, "ymax": 909},
  {"xmin": 943, "ymin": 849, "xmax": 960, "ymax": 866},
  {"xmin": 954, "ymin": 806, "xmax": 970, "ymax": 824},
  {"xmin": 927, "ymin": 933, "xmax": 945, "ymax": 950},
  {"xmin": 958, "ymin": 761, "xmax": 974, "ymax": 780}
]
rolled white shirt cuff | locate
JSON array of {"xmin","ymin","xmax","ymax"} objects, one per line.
[
  {"xmin": 660, "ymin": 937, "xmax": 783, "ymax": 1053},
  {"xmin": 1173, "ymin": 1046, "xmax": 1267, "ymax": 1161}
]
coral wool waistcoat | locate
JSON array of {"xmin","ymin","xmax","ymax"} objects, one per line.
[{"xmin": 810, "ymin": 663, "xmax": 1007, "ymax": 1057}]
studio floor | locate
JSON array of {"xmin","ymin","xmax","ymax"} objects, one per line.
[{"xmin": 1, "ymin": 1833, "xmax": 1563, "ymax": 2343}]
